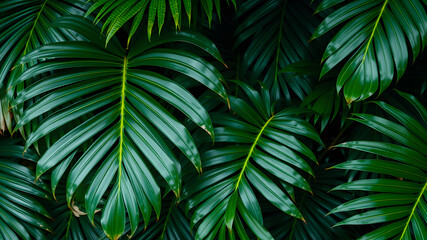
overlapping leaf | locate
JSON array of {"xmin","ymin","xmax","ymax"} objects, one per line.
[
  {"xmin": 312, "ymin": 0, "xmax": 427, "ymax": 103},
  {"xmin": 330, "ymin": 91, "xmax": 427, "ymax": 239},
  {"xmin": 119, "ymin": 196, "xmax": 193, "ymax": 240},
  {"xmin": 9, "ymin": 15, "xmax": 227, "ymax": 239},
  {"xmin": 0, "ymin": 0, "xmax": 86, "ymax": 134},
  {"xmin": 0, "ymin": 138, "xmax": 52, "ymax": 240},
  {"xmin": 235, "ymin": 0, "xmax": 323, "ymax": 102},
  {"xmin": 184, "ymin": 82, "xmax": 322, "ymax": 239}
]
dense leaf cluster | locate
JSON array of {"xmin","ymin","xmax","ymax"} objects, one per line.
[{"xmin": 0, "ymin": 0, "xmax": 426, "ymax": 239}]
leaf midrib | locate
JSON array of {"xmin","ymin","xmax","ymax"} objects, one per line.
[
  {"xmin": 117, "ymin": 55, "xmax": 128, "ymax": 194},
  {"xmin": 362, "ymin": 0, "xmax": 389, "ymax": 61},
  {"xmin": 399, "ymin": 181, "xmax": 427, "ymax": 239},
  {"xmin": 23, "ymin": 0, "xmax": 48, "ymax": 56},
  {"xmin": 234, "ymin": 114, "xmax": 275, "ymax": 190}
]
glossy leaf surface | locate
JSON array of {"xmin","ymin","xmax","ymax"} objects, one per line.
[
  {"xmin": 313, "ymin": 0, "xmax": 427, "ymax": 103},
  {"xmin": 0, "ymin": 138, "xmax": 52, "ymax": 240},
  {"xmin": 11, "ymin": 15, "xmax": 227, "ymax": 239},
  {"xmin": 331, "ymin": 93, "xmax": 427, "ymax": 239},
  {"xmin": 185, "ymin": 82, "xmax": 321, "ymax": 239}
]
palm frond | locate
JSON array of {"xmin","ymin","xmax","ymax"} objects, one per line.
[
  {"xmin": 0, "ymin": 138, "xmax": 52, "ymax": 240},
  {"xmin": 312, "ymin": 0, "xmax": 427, "ymax": 103},
  {"xmin": 330, "ymin": 91, "xmax": 427, "ymax": 239},
  {"xmin": 9, "ymin": 15, "xmax": 227, "ymax": 239},
  {"xmin": 184, "ymin": 82, "xmax": 322, "ymax": 239},
  {"xmin": 235, "ymin": 0, "xmax": 323, "ymax": 102},
  {"xmin": 0, "ymin": 0, "xmax": 87, "ymax": 134}
]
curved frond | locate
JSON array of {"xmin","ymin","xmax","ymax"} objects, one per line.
[
  {"xmin": 0, "ymin": 0, "xmax": 86, "ymax": 134},
  {"xmin": 235, "ymin": 0, "xmax": 322, "ymax": 101},
  {"xmin": 312, "ymin": 0, "xmax": 427, "ymax": 103},
  {"xmin": 0, "ymin": 138, "xmax": 52, "ymax": 240},
  {"xmin": 184, "ymin": 82, "xmax": 322, "ymax": 239},
  {"xmin": 10, "ymin": 15, "xmax": 227, "ymax": 239},
  {"xmin": 331, "ymin": 92, "xmax": 427, "ymax": 239}
]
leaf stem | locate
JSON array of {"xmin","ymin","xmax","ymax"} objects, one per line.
[
  {"xmin": 362, "ymin": 0, "xmax": 388, "ymax": 61},
  {"xmin": 399, "ymin": 181, "xmax": 427, "ymax": 240},
  {"xmin": 23, "ymin": 0, "xmax": 48, "ymax": 56},
  {"xmin": 117, "ymin": 55, "xmax": 128, "ymax": 193},
  {"xmin": 235, "ymin": 114, "xmax": 275, "ymax": 190}
]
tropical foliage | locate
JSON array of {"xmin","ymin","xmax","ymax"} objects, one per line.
[{"xmin": 0, "ymin": 0, "xmax": 426, "ymax": 239}]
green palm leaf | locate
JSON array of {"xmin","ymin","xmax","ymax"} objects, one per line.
[
  {"xmin": 86, "ymin": 0, "xmax": 236, "ymax": 45},
  {"xmin": 0, "ymin": 138, "xmax": 52, "ymax": 240},
  {"xmin": 0, "ymin": 0, "xmax": 87, "ymax": 135},
  {"xmin": 184, "ymin": 82, "xmax": 322, "ymax": 239},
  {"xmin": 330, "ymin": 91, "xmax": 427, "ymax": 239},
  {"xmin": 235, "ymin": 0, "xmax": 323, "ymax": 102},
  {"xmin": 312, "ymin": 0, "xmax": 427, "ymax": 103},
  {"xmin": 9, "ymin": 15, "xmax": 227, "ymax": 239}
]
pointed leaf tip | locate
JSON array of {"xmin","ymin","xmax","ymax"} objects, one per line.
[{"xmin": 301, "ymin": 217, "xmax": 307, "ymax": 224}]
